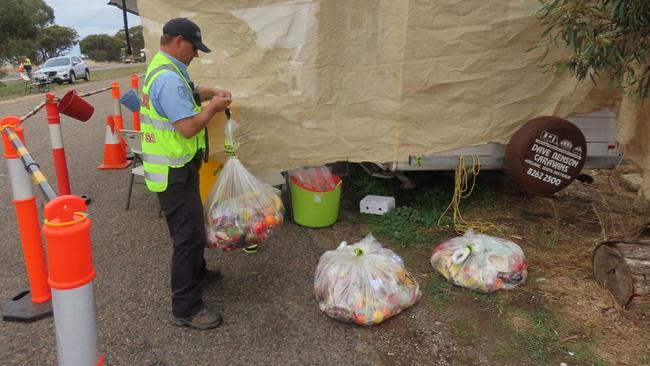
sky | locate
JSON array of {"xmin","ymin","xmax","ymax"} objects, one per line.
[{"xmin": 44, "ymin": 0, "xmax": 142, "ymax": 55}]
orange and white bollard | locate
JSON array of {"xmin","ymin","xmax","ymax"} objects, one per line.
[
  {"xmin": 45, "ymin": 93, "xmax": 72, "ymax": 195},
  {"xmin": 43, "ymin": 195, "xmax": 103, "ymax": 366},
  {"xmin": 130, "ymin": 74, "xmax": 141, "ymax": 131},
  {"xmin": 1, "ymin": 116, "xmax": 53, "ymax": 322},
  {"xmin": 97, "ymin": 116, "xmax": 131, "ymax": 170}
]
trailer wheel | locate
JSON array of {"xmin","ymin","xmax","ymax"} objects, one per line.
[{"xmin": 505, "ymin": 116, "xmax": 587, "ymax": 195}]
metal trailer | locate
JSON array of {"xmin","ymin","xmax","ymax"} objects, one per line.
[{"xmin": 362, "ymin": 109, "xmax": 621, "ymax": 192}]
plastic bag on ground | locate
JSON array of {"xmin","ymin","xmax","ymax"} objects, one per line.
[
  {"xmin": 431, "ymin": 230, "xmax": 528, "ymax": 293},
  {"xmin": 289, "ymin": 166, "xmax": 337, "ymax": 191},
  {"xmin": 314, "ymin": 233, "xmax": 420, "ymax": 325},
  {"xmin": 204, "ymin": 116, "xmax": 284, "ymax": 251}
]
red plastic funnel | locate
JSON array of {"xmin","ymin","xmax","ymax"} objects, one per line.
[{"xmin": 58, "ymin": 90, "xmax": 94, "ymax": 122}]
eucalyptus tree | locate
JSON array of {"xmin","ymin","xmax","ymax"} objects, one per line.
[{"xmin": 535, "ymin": 0, "xmax": 650, "ymax": 98}]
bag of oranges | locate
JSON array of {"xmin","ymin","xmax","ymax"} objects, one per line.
[{"xmin": 204, "ymin": 113, "xmax": 284, "ymax": 251}]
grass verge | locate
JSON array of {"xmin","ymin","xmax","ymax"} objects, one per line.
[
  {"xmin": 0, "ymin": 64, "xmax": 146, "ymax": 101},
  {"xmin": 351, "ymin": 164, "xmax": 612, "ymax": 364},
  {"xmin": 425, "ymin": 275, "xmax": 607, "ymax": 365}
]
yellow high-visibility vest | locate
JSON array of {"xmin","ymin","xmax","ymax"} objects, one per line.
[{"xmin": 140, "ymin": 52, "xmax": 204, "ymax": 192}]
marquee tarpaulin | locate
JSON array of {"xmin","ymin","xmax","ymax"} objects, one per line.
[{"xmin": 135, "ymin": 0, "xmax": 649, "ymax": 199}]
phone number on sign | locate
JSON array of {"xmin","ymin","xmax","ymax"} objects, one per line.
[{"xmin": 526, "ymin": 167, "xmax": 562, "ymax": 186}]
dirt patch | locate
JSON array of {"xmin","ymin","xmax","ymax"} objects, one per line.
[{"xmin": 310, "ymin": 165, "xmax": 650, "ymax": 365}]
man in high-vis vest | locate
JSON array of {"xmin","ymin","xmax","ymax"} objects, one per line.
[
  {"xmin": 141, "ymin": 17, "xmax": 232, "ymax": 330},
  {"xmin": 22, "ymin": 57, "xmax": 32, "ymax": 77}
]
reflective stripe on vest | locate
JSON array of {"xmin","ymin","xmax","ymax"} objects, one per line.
[
  {"xmin": 140, "ymin": 114, "xmax": 176, "ymax": 132},
  {"xmin": 143, "ymin": 64, "xmax": 178, "ymax": 87},
  {"xmin": 142, "ymin": 152, "xmax": 191, "ymax": 166},
  {"xmin": 144, "ymin": 171, "xmax": 167, "ymax": 184}
]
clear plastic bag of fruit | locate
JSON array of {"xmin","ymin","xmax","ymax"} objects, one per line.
[
  {"xmin": 314, "ymin": 233, "xmax": 420, "ymax": 325},
  {"xmin": 204, "ymin": 112, "xmax": 284, "ymax": 251},
  {"xmin": 431, "ymin": 229, "xmax": 528, "ymax": 293}
]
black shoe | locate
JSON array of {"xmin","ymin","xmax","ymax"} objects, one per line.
[
  {"xmin": 200, "ymin": 269, "xmax": 223, "ymax": 285},
  {"xmin": 171, "ymin": 308, "xmax": 223, "ymax": 330}
]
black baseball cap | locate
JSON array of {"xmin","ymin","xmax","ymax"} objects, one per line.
[{"xmin": 163, "ymin": 18, "xmax": 211, "ymax": 53}]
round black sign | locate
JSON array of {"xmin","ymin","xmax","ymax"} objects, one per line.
[{"xmin": 505, "ymin": 116, "xmax": 587, "ymax": 195}]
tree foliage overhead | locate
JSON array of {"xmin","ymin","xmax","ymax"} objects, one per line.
[
  {"xmin": 80, "ymin": 34, "xmax": 123, "ymax": 62},
  {"xmin": 535, "ymin": 0, "xmax": 650, "ymax": 99},
  {"xmin": 0, "ymin": 0, "xmax": 54, "ymax": 62}
]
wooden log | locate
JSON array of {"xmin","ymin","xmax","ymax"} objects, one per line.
[{"xmin": 593, "ymin": 239, "xmax": 650, "ymax": 308}]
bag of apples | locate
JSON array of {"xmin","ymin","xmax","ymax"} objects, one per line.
[{"xmin": 204, "ymin": 114, "xmax": 284, "ymax": 251}]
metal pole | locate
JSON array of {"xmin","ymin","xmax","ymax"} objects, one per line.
[
  {"xmin": 20, "ymin": 101, "xmax": 46, "ymax": 123},
  {"xmin": 122, "ymin": 0, "xmax": 132, "ymax": 56},
  {"xmin": 4, "ymin": 129, "xmax": 58, "ymax": 201}
]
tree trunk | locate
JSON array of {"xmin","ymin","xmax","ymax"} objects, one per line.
[{"xmin": 593, "ymin": 239, "xmax": 650, "ymax": 308}]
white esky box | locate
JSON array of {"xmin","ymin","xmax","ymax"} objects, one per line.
[{"xmin": 360, "ymin": 195, "xmax": 396, "ymax": 215}]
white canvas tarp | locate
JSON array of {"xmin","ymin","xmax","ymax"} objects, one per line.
[{"xmin": 136, "ymin": 0, "xmax": 649, "ymax": 198}]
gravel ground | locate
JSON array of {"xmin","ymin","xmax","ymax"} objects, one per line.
[{"xmin": 0, "ymin": 76, "xmax": 468, "ymax": 365}]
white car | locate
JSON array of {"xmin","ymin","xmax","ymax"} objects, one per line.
[{"xmin": 33, "ymin": 55, "xmax": 90, "ymax": 84}]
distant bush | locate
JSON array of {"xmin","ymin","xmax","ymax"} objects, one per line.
[{"xmin": 80, "ymin": 34, "xmax": 121, "ymax": 62}]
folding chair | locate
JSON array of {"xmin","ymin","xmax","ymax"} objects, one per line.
[
  {"xmin": 119, "ymin": 129, "xmax": 162, "ymax": 217},
  {"xmin": 21, "ymin": 73, "xmax": 51, "ymax": 95}
]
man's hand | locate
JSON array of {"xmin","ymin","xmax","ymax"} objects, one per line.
[
  {"xmin": 174, "ymin": 94, "xmax": 232, "ymax": 138},
  {"xmin": 212, "ymin": 88, "xmax": 231, "ymax": 100},
  {"xmin": 209, "ymin": 94, "xmax": 232, "ymax": 111}
]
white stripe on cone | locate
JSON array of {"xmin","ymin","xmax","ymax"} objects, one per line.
[
  {"xmin": 104, "ymin": 121, "xmax": 119, "ymax": 145},
  {"xmin": 112, "ymin": 98, "xmax": 122, "ymax": 117}
]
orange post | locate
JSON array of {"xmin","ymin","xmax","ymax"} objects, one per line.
[
  {"xmin": 1, "ymin": 118, "xmax": 51, "ymax": 304},
  {"xmin": 43, "ymin": 197, "xmax": 95, "ymax": 290},
  {"xmin": 45, "ymin": 93, "xmax": 72, "ymax": 195},
  {"xmin": 14, "ymin": 199, "xmax": 51, "ymax": 301},
  {"xmin": 2, "ymin": 116, "xmax": 53, "ymax": 323},
  {"xmin": 43, "ymin": 195, "xmax": 102, "ymax": 365},
  {"xmin": 111, "ymin": 81, "xmax": 126, "ymax": 148},
  {"xmin": 130, "ymin": 74, "xmax": 141, "ymax": 131}
]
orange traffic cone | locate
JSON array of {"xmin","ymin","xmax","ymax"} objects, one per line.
[{"xmin": 97, "ymin": 116, "xmax": 131, "ymax": 170}]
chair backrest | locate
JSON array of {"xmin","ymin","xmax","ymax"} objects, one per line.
[{"xmin": 119, "ymin": 129, "xmax": 143, "ymax": 155}]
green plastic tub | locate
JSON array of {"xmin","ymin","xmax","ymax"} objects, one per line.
[{"xmin": 290, "ymin": 175, "xmax": 342, "ymax": 228}]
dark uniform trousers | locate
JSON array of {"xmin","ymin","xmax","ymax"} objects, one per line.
[{"xmin": 157, "ymin": 152, "xmax": 207, "ymax": 318}]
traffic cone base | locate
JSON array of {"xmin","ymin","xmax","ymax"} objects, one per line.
[
  {"xmin": 97, "ymin": 145, "xmax": 131, "ymax": 169},
  {"xmin": 98, "ymin": 116, "xmax": 132, "ymax": 170}
]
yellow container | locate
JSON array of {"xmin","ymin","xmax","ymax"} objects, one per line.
[
  {"xmin": 201, "ymin": 105, "xmax": 240, "ymax": 203},
  {"xmin": 199, "ymin": 159, "xmax": 223, "ymax": 203}
]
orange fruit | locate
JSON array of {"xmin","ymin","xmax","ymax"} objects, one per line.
[{"xmin": 263, "ymin": 215, "xmax": 277, "ymax": 227}]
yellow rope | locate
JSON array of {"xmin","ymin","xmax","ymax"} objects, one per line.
[
  {"xmin": 0, "ymin": 123, "xmax": 18, "ymax": 133},
  {"xmin": 44, "ymin": 212, "xmax": 88, "ymax": 227},
  {"xmin": 437, "ymin": 155, "xmax": 498, "ymax": 234}
]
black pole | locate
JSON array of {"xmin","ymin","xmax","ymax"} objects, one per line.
[{"xmin": 122, "ymin": 0, "xmax": 132, "ymax": 56}]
